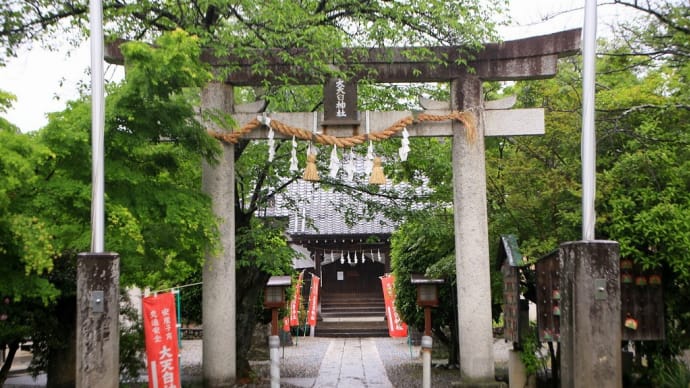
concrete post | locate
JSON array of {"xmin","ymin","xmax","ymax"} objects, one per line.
[
  {"xmin": 76, "ymin": 252, "xmax": 120, "ymax": 388},
  {"xmin": 508, "ymin": 350, "xmax": 528, "ymax": 388},
  {"xmin": 509, "ymin": 301, "xmax": 532, "ymax": 388},
  {"xmin": 201, "ymin": 82, "xmax": 236, "ymax": 387},
  {"xmin": 269, "ymin": 335, "xmax": 280, "ymax": 388},
  {"xmin": 450, "ymin": 76, "xmax": 496, "ymax": 382},
  {"xmin": 421, "ymin": 335, "xmax": 433, "ymax": 388},
  {"xmin": 560, "ymin": 241, "xmax": 621, "ymax": 388}
]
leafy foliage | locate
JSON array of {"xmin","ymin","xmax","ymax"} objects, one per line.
[{"xmin": 390, "ymin": 209, "xmax": 459, "ymax": 364}]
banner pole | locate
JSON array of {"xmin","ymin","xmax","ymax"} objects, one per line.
[{"xmin": 174, "ymin": 288, "xmax": 182, "ymax": 383}]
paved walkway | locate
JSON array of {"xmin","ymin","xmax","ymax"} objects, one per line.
[{"xmin": 311, "ymin": 338, "xmax": 393, "ymax": 388}]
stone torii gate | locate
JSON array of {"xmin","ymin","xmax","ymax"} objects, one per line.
[{"xmin": 107, "ymin": 28, "xmax": 581, "ymax": 387}]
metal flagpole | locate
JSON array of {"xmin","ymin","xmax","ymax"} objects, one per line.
[
  {"xmin": 90, "ymin": 0, "xmax": 105, "ymax": 252},
  {"xmin": 582, "ymin": 0, "xmax": 597, "ymax": 241}
]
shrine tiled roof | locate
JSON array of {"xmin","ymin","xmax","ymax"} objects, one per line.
[{"xmin": 267, "ymin": 179, "xmax": 397, "ymax": 237}]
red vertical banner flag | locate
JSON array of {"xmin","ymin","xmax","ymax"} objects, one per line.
[
  {"xmin": 142, "ymin": 292, "xmax": 181, "ymax": 388},
  {"xmin": 289, "ymin": 271, "xmax": 304, "ymax": 326},
  {"xmin": 380, "ymin": 275, "xmax": 408, "ymax": 337},
  {"xmin": 307, "ymin": 275, "xmax": 320, "ymax": 327}
]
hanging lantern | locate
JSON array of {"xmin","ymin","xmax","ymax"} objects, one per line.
[{"xmin": 369, "ymin": 157, "xmax": 386, "ymax": 185}]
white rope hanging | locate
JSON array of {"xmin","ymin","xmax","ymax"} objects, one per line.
[
  {"xmin": 289, "ymin": 136, "xmax": 299, "ymax": 172},
  {"xmin": 344, "ymin": 148, "xmax": 355, "ymax": 181},
  {"xmin": 399, "ymin": 127, "xmax": 410, "ymax": 161},
  {"xmin": 364, "ymin": 111, "xmax": 374, "ymax": 176},
  {"xmin": 267, "ymin": 127, "xmax": 275, "ymax": 162},
  {"xmin": 328, "ymin": 144, "xmax": 340, "ymax": 178}
]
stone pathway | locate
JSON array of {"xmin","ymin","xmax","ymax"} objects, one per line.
[{"xmin": 311, "ymin": 338, "xmax": 393, "ymax": 388}]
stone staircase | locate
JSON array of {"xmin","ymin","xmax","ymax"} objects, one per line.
[{"xmin": 315, "ymin": 292, "xmax": 389, "ymax": 337}]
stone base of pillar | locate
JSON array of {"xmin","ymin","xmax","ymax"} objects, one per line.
[
  {"xmin": 76, "ymin": 252, "xmax": 120, "ymax": 388},
  {"xmin": 508, "ymin": 349, "xmax": 535, "ymax": 388},
  {"xmin": 560, "ymin": 240, "xmax": 621, "ymax": 388}
]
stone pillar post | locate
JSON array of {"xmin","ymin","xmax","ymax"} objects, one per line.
[
  {"xmin": 76, "ymin": 252, "xmax": 120, "ymax": 388},
  {"xmin": 450, "ymin": 76, "xmax": 496, "ymax": 382},
  {"xmin": 269, "ymin": 335, "xmax": 281, "ymax": 388},
  {"xmin": 560, "ymin": 241, "xmax": 621, "ymax": 388},
  {"xmin": 201, "ymin": 82, "xmax": 236, "ymax": 387}
]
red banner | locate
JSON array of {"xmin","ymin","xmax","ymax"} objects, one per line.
[
  {"xmin": 381, "ymin": 275, "xmax": 408, "ymax": 338},
  {"xmin": 307, "ymin": 275, "xmax": 320, "ymax": 327},
  {"xmin": 142, "ymin": 292, "xmax": 181, "ymax": 388},
  {"xmin": 283, "ymin": 316, "xmax": 290, "ymax": 332},
  {"xmin": 289, "ymin": 271, "xmax": 304, "ymax": 326}
]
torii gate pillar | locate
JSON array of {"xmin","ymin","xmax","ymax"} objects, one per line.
[
  {"xmin": 201, "ymin": 82, "xmax": 237, "ymax": 386},
  {"xmin": 451, "ymin": 76, "xmax": 497, "ymax": 383}
]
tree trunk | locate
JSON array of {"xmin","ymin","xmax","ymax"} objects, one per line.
[
  {"xmin": 0, "ymin": 341, "xmax": 20, "ymax": 386},
  {"xmin": 448, "ymin": 314, "xmax": 459, "ymax": 367},
  {"xmin": 46, "ymin": 295, "xmax": 76, "ymax": 388},
  {"xmin": 235, "ymin": 265, "xmax": 270, "ymax": 380}
]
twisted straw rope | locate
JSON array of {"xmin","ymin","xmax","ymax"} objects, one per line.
[{"xmin": 208, "ymin": 111, "xmax": 477, "ymax": 147}]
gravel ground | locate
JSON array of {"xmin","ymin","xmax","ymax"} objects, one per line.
[{"xmin": 178, "ymin": 336, "xmax": 511, "ymax": 387}]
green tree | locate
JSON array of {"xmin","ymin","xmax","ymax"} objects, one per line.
[
  {"xmin": 6, "ymin": 31, "xmax": 223, "ymax": 385},
  {"xmin": 482, "ymin": 2, "xmax": 690, "ymax": 379},
  {"xmin": 0, "ymin": 104, "xmax": 58, "ymax": 385},
  {"xmin": 1, "ymin": 0, "xmax": 509, "ymax": 381},
  {"xmin": 390, "ymin": 209, "xmax": 459, "ymax": 365}
]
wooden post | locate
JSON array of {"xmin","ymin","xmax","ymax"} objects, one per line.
[{"xmin": 201, "ymin": 82, "xmax": 237, "ymax": 387}]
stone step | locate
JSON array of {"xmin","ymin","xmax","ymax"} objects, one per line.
[
  {"xmin": 315, "ymin": 320, "xmax": 390, "ymax": 338},
  {"xmin": 321, "ymin": 305, "xmax": 385, "ymax": 312},
  {"xmin": 321, "ymin": 312, "xmax": 385, "ymax": 318}
]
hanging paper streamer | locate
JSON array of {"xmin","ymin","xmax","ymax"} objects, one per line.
[
  {"xmin": 364, "ymin": 141, "xmax": 374, "ymax": 176},
  {"xmin": 267, "ymin": 127, "xmax": 275, "ymax": 162},
  {"xmin": 399, "ymin": 127, "xmax": 410, "ymax": 161},
  {"xmin": 289, "ymin": 136, "xmax": 298, "ymax": 172},
  {"xmin": 344, "ymin": 148, "xmax": 356, "ymax": 181},
  {"xmin": 328, "ymin": 145, "xmax": 340, "ymax": 178}
]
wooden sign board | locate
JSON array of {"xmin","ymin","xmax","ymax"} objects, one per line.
[
  {"xmin": 322, "ymin": 78, "xmax": 359, "ymax": 125},
  {"xmin": 620, "ymin": 260, "xmax": 665, "ymax": 341},
  {"xmin": 536, "ymin": 251, "xmax": 561, "ymax": 342}
]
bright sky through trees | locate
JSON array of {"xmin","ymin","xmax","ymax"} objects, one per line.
[{"xmin": 0, "ymin": 0, "xmax": 635, "ymax": 133}]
